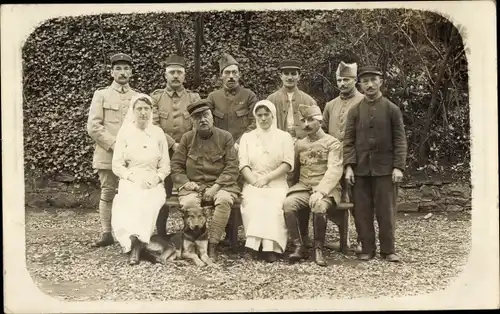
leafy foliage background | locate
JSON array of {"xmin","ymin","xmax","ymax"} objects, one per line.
[{"xmin": 22, "ymin": 9, "xmax": 470, "ymax": 183}]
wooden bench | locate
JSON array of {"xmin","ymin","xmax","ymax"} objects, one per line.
[{"xmin": 165, "ymin": 189, "xmax": 353, "ymax": 254}]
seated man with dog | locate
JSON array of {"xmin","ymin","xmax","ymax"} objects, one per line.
[
  {"xmin": 283, "ymin": 104, "xmax": 344, "ymax": 267},
  {"xmin": 170, "ymin": 99, "xmax": 240, "ymax": 260}
]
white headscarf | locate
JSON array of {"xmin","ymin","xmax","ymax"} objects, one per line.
[
  {"xmin": 121, "ymin": 93, "xmax": 155, "ymax": 136},
  {"xmin": 253, "ymin": 100, "xmax": 279, "ymax": 154}
]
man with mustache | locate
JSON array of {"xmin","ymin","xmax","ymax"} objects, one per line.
[
  {"xmin": 150, "ymin": 55, "xmax": 201, "ymax": 238},
  {"xmin": 207, "ymin": 53, "xmax": 258, "ymax": 146},
  {"xmin": 343, "ymin": 66, "xmax": 407, "ymax": 262},
  {"xmin": 322, "ymin": 61, "xmax": 365, "ymax": 253},
  {"xmin": 87, "ymin": 53, "xmax": 138, "ymax": 247},
  {"xmin": 207, "ymin": 53, "xmax": 258, "ymax": 243},
  {"xmin": 266, "ymin": 59, "xmax": 318, "ymax": 246},
  {"xmin": 282, "ymin": 105, "xmax": 343, "ymax": 266},
  {"xmin": 170, "ymin": 99, "xmax": 240, "ymax": 260}
]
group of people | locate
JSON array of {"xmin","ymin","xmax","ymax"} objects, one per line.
[{"xmin": 87, "ymin": 51, "xmax": 407, "ymax": 266}]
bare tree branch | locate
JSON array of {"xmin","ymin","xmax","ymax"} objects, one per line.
[{"xmin": 398, "ymin": 24, "xmax": 435, "ymax": 86}]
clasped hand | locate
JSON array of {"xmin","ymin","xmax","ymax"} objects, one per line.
[
  {"xmin": 203, "ymin": 185, "xmax": 220, "ymax": 202},
  {"xmin": 252, "ymin": 174, "xmax": 270, "ymax": 188}
]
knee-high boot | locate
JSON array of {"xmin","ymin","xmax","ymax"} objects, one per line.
[
  {"xmin": 313, "ymin": 213, "xmax": 328, "ymax": 266},
  {"xmin": 284, "ymin": 211, "xmax": 306, "ymax": 262},
  {"xmin": 298, "ymin": 210, "xmax": 311, "ymax": 247}
]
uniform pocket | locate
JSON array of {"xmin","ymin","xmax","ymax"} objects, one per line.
[
  {"xmin": 236, "ymin": 108, "xmax": 249, "ymax": 129},
  {"xmin": 210, "ymin": 153, "xmax": 225, "ymax": 163},
  {"xmin": 213, "ymin": 109, "xmax": 225, "ymax": 120},
  {"xmin": 159, "ymin": 111, "xmax": 170, "ymax": 119},
  {"xmin": 102, "ymin": 102, "xmax": 120, "ymax": 123},
  {"xmin": 187, "ymin": 153, "xmax": 199, "ymax": 162}
]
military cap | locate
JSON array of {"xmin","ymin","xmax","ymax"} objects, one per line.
[
  {"xmin": 298, "ymin": 104, "xmax": 322, "ymax": 119},
  {"xmin": 279, "ymin": 59, "xmax": 302, "ymax": 70},
  {"xmin": 336, "ymin": 61, "xmax": 358, "ymax": 78},
  {"xmin": 219, "ymin": 53, "xmax": 239, "ymax": 72},
  {"xmin": 110, "ymin": 53, "xmax": 133, "ymax": 65},
  {"xmin": 187, "ymin": 99, "xmax": 212, "ymax": 116},
  {"xmin": 165, "ymin": 55, "xmax": 186, "ymax": 67},
  {"xmin": 357, "ymin": 65, "xmax": 383, "ymax": 78}
]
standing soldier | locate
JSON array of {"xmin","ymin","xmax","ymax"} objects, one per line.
[
  {"xmin": 267, "ymin": 59, "xmax": 317, "ymax": 140},
  {"xmin": 87, "ymin": 53, "xmax": 138, "ymax": 247},
  {"xmin": 343, "ymin": 65, "xmax": 407, "ymax": 262},
  {"xmin": 207, "ymin": 53, "xmax": 258, "ymax": 243},
  {"xmin": 150, "ymin": 54, "xmax": 201, "ymax": 238},
  {"xmin": 322, "ymin": 61, "xmax": 364, "ymax": 253},
  {"xmin": 207, "ymin": 53, "xmax": 258, "ymax": 146},
  {"xmin": 266, "ymin": 59, "xmax": 318, "ymax": 246}
]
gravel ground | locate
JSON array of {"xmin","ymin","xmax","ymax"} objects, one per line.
[{"xmin": 25, "ymin": 207, "xmax": 471, "ymax": 301}]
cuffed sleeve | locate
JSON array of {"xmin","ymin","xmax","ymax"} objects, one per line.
[
  {"xmin": 391, "ymin": 105, "xmax": 408, "ymax": 171},
  {"xmin": 343, "ymin": 104, "xmax": 358, "ymax": 167},
  {"xmin": 87, "ymin": 90, "xmax": 116, "ymax": 151}
]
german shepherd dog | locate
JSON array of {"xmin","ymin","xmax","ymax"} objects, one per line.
[{"xmin": 142, "ymin": 205, "xmax": 214, "ymax": 267}]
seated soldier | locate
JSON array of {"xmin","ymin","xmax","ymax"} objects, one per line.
[
  {"xmin": 170, "ymin": 99, "xmax": 240, "ymax": 260},
  {"xmin": 283, "ymin": 104, "xmax": 343, "ymax": 266}
]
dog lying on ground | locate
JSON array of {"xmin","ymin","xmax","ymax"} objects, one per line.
[{"xmin": 142, "ymin": 205, "xmax": 214, "ymax": 267}]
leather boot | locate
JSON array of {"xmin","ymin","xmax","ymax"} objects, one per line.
[
  {"xmin": 208, "ymin": 242, "xmax": 217, "ymax": 259},
  {"xmin": 129, "ymin": 235, "xmax": 143, "ymax": 265},
  {"xmin": 298, "ymin": 210, "xmax": 311, "ymax": 248},
  {"xmin": 284, "ymin": 211, "xmax": 306, "ymax": 262},
  {"xmin": 313, "ymin": 213, "xmax": 328, "ymax": 267},
  {"xmin": 93, "ymin": 232, "xmax": 114, "ymax": 247},
  {"xmin": 155, "ymin": 204, "xmax": 170, "ymax": 238}
]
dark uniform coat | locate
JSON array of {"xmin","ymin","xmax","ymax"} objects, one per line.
[
  {"xmin": 170, "ymin": 127, "xmax": 240, "ymax": 196},
  {"xmin": 207, "ymin": 86, "xmax": 258, "ymax": 143},
  {"xmin": 343, "ymin": 96, "xmax": 407, "ymax": 176}
]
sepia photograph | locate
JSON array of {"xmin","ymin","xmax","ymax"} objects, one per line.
[{"xmin": 2, "ymin": 1, "xmax": 498, "ymax": 312}]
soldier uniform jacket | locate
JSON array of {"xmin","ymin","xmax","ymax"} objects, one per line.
[
  {"xmin": 87, "ymin": 81, "xmax": 138, "ymax": 169},
  {"xmin": 267, "ymin": 87, "xmax": 318, "ymax": 139},
  {"xmin": 150, "ymin": 87, "xmax": 201, "ymax": 147},
  {"xmin": 288, "ymin": 134, "xmax": 344, "ymax": 205},
  {"xmin": 322, "ymin": 89, "xmax": 364, "ymax": 142},
  {"xmin": 343, "ymin": 96, "xmax": 407, "ymax": 176},
  {"xmin": 207, "ymin": 86, "xmax": 258, "ymax": 143},
  {"xmin": 170, "ymin": 127, "xmax": 240, "ymax": 196}
]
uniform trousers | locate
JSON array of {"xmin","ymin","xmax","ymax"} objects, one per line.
[
  {"xmin": 97, "ymin": 169, "xmax": 119, "ymax": 233},
  {"xmin": 353, "ymin": 175, "xmax": 397, "ymax": 255}
]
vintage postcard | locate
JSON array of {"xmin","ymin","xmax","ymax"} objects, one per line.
[{"xmin": 2, "ymin": 1, "xmax": 498, "ymax": 313}]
